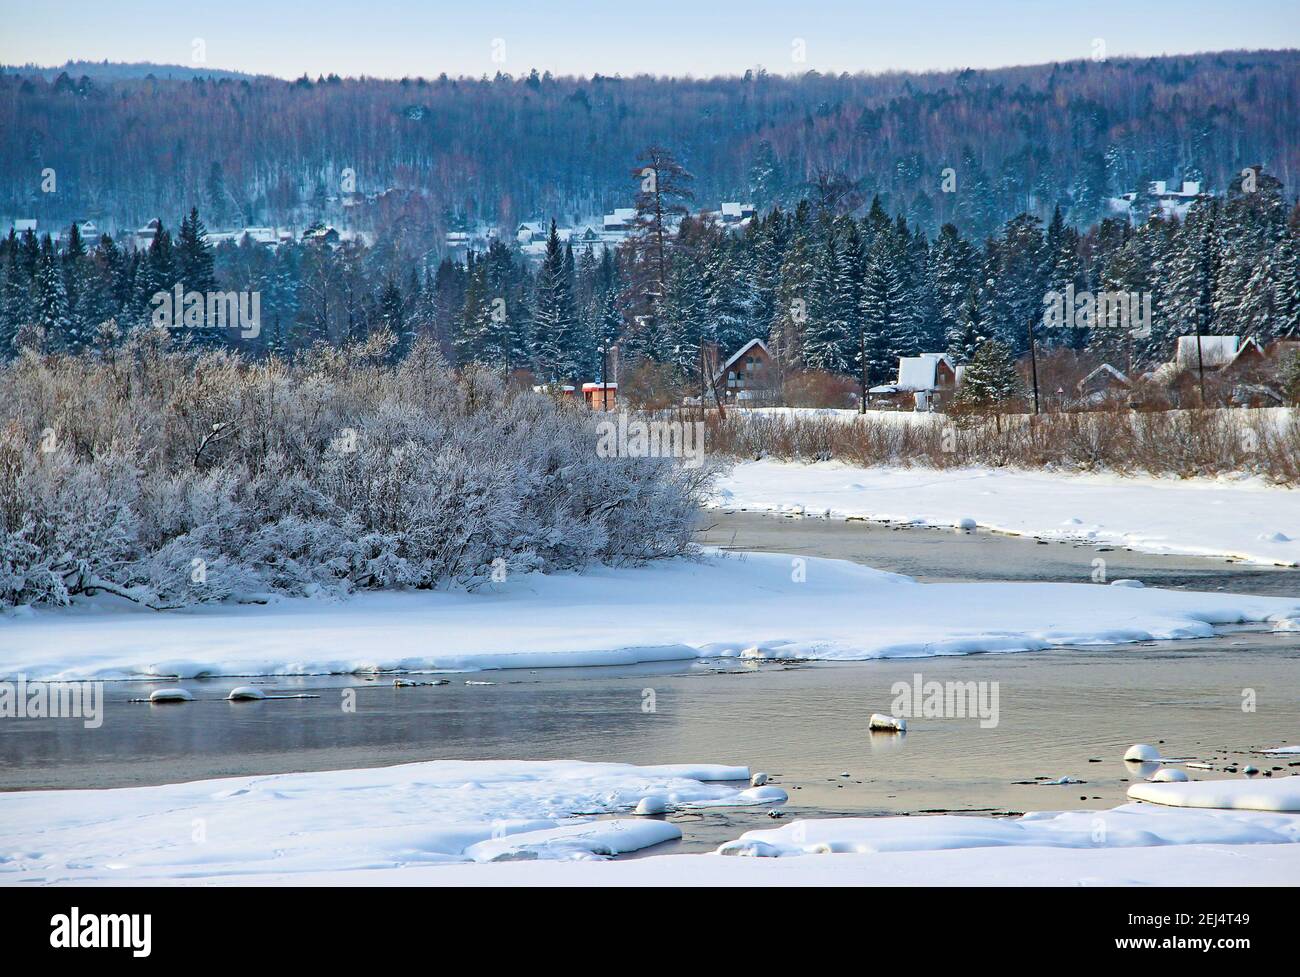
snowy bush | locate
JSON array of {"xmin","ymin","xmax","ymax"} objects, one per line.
[{"xmin": 0, "ymin": 333, "xmax": 713, "ymax": 607}]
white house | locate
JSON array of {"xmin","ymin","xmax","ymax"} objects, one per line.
[
  {"xmin": 870, "ymin": 352, "xmax": 958, "ymax": 411},
  {"xmin": 602, "ymin": 208, "xmax": 637, "ymax": 232},
  {"xmin": 1173, "ymin": 335, "xmax": 1262, "ymax": 371},
  {"xmin": 719, "ymin": 202, "xmax": 757, "ymax": 224},
  {"xmin": 135, "ymin": 218, "xmax": 163, "ymax": 249}
]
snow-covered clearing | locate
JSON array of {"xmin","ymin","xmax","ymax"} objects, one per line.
[
  {"xmin": 4, "ymin": 551, "xmax": 1297, "ymax": 681},
  {"xmin": 4, "ymin": 758, "xmax": 1298, "ymax": 886},
  {"xmin": 713, "ymin": 460, "xmax": 1300, "ymax": 566}
]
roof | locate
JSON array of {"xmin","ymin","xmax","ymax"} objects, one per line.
[
  {"xmin": 1175, "ymin": 335, "xmax": 1241, "ymax": 370},
  {"xmin": 895, "ymin": 353, "xmax": 954, "ymax": 392},
  {"xmin": 1077, "ymin": 363, "xmax": 1131, "ymax": 391},
  {"xmin": 603, "ymin": 208, "xmax": 637, "ymax": 228},
  {"xmin": 715, "ymin": 338, "xmax": 771, "ymax": 379},
  {"xmin": 1174, "ymin": 335, "xmax": 1267, "ymax": 372},
  {"xmin": 581, "ymin": 382, "xmax": 617, "ymax": 390},
  {"xmin": 720, "ymin": 202, "xmax": 754, "ymax": 218}
]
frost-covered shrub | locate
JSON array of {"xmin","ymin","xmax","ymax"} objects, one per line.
[{"xmin": 0, "ymin": 333, "xmax": 714, "ymax": 607}]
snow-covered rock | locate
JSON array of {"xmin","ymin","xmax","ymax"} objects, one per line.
[
  {"xmin": 226, "ymin": 686, "xmax": 266, "ymax": 701},
  {"xmin": 1150, "ymin": 769, "xmax": 1189, "ymax": 783},
  {"xmin": 869, "ymin": 713, "xmax": 907, "ymax": 732}
]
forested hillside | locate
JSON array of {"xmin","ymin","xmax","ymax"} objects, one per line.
[{"xmin": 4, "ymin": 50, "xmax": 1298, "ymax": 238}]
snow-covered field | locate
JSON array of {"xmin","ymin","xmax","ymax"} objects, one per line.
[
  {"xmin": 714, "ymin": 460, "xmax": 1300, "ymax": 566},
  {"xmin": 4, "ymin": 551, "xmax": 1297, "ymax": 681},
  {"xmin": 4, "ymin": 759, "xmax": 1298, "ymax": 886}
]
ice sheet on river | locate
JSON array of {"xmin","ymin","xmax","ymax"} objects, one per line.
[{"xmin": 4, "ymin": 550, "xmax": 1298, "ymax": 681}]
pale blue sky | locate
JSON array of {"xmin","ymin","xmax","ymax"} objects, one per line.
[{"xmin": 3, "ymin": 0, "xmax": 1298, "ymax": 79}]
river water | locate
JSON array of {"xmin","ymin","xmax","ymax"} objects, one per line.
[{"xmin": 4, "ymin": 513, "xmax": 1297, "ymax": 853}]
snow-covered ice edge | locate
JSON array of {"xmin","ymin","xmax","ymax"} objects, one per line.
[
  {"xmin": 3, "ymin": 551, "xmax": 1298, "ymax": 682},
  {"xmin": 712, "ymin": 460, "xmax": 1300, "ymax": 566},
  {"xmin": 4, "ymin": 759, "xmax": 1298, "ymax": 887}
]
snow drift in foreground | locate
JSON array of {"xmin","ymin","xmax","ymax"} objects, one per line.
[
  {"xmin": 0, "ymin": 760, "xmax": 759, "ymax": 884},
  {"xmin": 716, "ymin": 801, "xmax": 1300, "ymax": 857},
  {"xmin": 713, "ymin": 460, "xmax": 1300, "ymax": 566},
  {"xmin": 5, "ymin": 759, "xmax": 1299, "ymax": 887},
  {"xmin": 1128, "ymin": 776, "xmax": 1300, "ymax": 812},
  {"xmin": 3, "ymin": 552, "xmax": 1297, "ymax": 682}
]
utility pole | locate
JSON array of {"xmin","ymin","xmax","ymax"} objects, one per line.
[
  {"xmin": 859, "ymin": 328, "xmax": 868, "ymax": 414},
  {"xmin": 1026, "ymin": 312, "xmax": 1041, "ymax": 415},
  {"xmin": 600, "ymin": 343, "xmax": 609, "ymax": 411},
  {"xmin": 698, "ymin": 344, "xmax": 708, "ymax": 424},
  {"xmin": 1194, "ymin": 323, "xmax": 1207, "ymax": 407}
]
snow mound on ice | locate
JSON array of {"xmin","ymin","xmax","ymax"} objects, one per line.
[
  {"xmin": 1128, "ymin": 776, "xmax": 1300, "ymax": 812},
  {"xmin": 465, "ymin": 819, "xmax": 679, "ymax": 861},
  {"xmin": 226, "ymin": 686, "xmax": 266, "ymax": 700},
  {"xmin": 148, "ymin": 688, "xmax": 193, "ymax": 703},
  {"xmin": 717, "ymin": 803, "xmax": 1300, "ymax": 857},
  {"xmin": 1124, "ymin": 744, "xmax": 1161, "ymax": 761}
]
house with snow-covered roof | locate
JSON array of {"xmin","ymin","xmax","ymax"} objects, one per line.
[
  {"xmin": 719, "ymin": 202, "xmax": 757, "ymax": 223},
  {"xmin": 869, "ymin": 353, "xmax": 957, "ymax": 411},
  {"xmin": 1076, "ymin": 363, "xmax": 1132, "ymax": 406},
  {"xmin": 1164, "ymin": 335, "xmax": 1277, "ymax": 406},
  {"xmin": 1173, "ymin": 335, "xmax": 1265, "ymax": 372},
  {"xmin": 602, "ymin": 208, "xmax": 638, "ymax": 232},
  {"xmin": 713, "ymin": 338, "xmax": 775, "ymax": 403}
]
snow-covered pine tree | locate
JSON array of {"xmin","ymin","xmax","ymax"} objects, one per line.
[
  {"xmin": 859, "ymin": 231, "xmax": 910, "ymax": 381},
  {"xmin": 769, "ymin": 200, "xmax": 816, "ymax": 371},
  {"xmin": 33, "ymin": 237, "xmax": 72, "ymax": 351},
  {"xmin": 948, "ymin": 285, "xmax": 986, "ymax": 363},
  {"xmin": 803, "ymin": 224, "xmax": 853, "ymax": 373},
  {"xmin": 932, "ymin": 223, "xmax": 977, "ymax": 354},
  {"xmin": 531, "ymin": 220, "xmax": 579, "ymax": 380},
  {"xmin": 953, "ymin": 338, "xmax": 1022, "ymax": 411}
]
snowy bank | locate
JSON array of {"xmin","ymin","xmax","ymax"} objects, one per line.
[
  {"xmin": 0, "ymin": 760, "xmax": 755, "ymax": 883},
  {"xmin": 6, "ymin": 759, "xmax": 1300, "ymax": 886},
  {"xmin": 4, "ymin": 551, "xmax": 1298, "ymax": 681},
  {"xmin": 713, "ymin": 460, "xmax": 1300, "ymax": 566}
]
